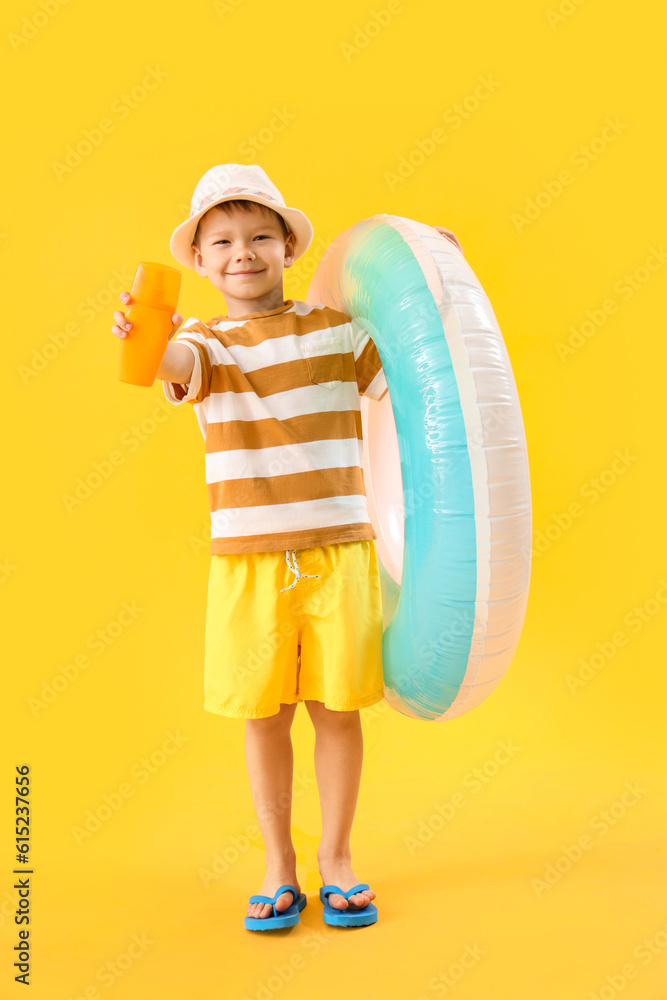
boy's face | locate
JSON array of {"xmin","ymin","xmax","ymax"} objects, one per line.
[{"xmin": 191, "ymin": 201, "xmax": 296, "ymax": 316}]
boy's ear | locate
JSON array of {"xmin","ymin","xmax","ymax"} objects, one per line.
[
  {"xmin": 191, "ymin": 245, "xmax": 206, "ymax": 274},
  {"xmin": 283, "ymin": 231, "xmax": 297, "ymax": 268}
]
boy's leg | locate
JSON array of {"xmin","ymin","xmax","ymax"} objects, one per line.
[
  {"xmin": 304, "ymin": 700, "xmax": 377, "ymax": 912},
  {"xmin": 244, "ymin": 701, "xmax": 300, "ymax": 919}
]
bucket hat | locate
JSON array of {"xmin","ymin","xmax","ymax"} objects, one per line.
[{"xmin": 170, "ymin": 163, "xmax": 314, "ymax": 270}]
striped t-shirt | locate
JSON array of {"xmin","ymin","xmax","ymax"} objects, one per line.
[{"xmin": 162, "ymin": 298, "xmax": 388, "ymax": 555}]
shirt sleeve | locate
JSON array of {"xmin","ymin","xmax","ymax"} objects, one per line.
[
  {"xmin": 350, "ymin": 318, "xmax": 389, "ymax": 401},
  {"xmin": 161, "ymin": 321, "xmax": 214, "ymax": 405}
]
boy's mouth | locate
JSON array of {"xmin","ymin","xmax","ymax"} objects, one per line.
[{"xmin": 228, "ymin": 269, "xmax": 265, "ymax": 276}]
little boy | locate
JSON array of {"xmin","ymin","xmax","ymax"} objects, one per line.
[{"xmin": 111, "ymin": 163, "xmax": 462, "ymax": 929}]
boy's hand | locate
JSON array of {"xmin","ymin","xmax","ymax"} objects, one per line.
[
  {"xmin": 430, "ymin": 226, "xmax": 463, "ymax": 253},
  {"xmin": 111, "ymin": 290, "xmax": 183, "ymax": 340}
]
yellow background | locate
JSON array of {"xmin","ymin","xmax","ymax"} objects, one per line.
[{"xmin": 2, "ymin": 0, "xmax": 666, "ymax": 997}]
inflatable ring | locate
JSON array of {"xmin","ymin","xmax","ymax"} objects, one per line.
[{"xmin": 305, "ymin": 215, "xmax": 532, "ymax": 722}]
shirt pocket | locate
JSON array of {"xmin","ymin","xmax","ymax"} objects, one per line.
[{"xmin": 303, "ymin": 335, "xmax": 344, "ymax": 390}]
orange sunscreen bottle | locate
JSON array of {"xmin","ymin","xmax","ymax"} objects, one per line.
[{"xmin": 118, "ymin": 262, "xmax": 182, "ymax": 387}]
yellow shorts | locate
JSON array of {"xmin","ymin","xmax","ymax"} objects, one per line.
[{"xmin": 203, "ymin": 539, "xmax": 385, "ymax": 719}]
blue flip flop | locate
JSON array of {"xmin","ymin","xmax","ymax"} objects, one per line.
[
  {"xmin": 319, "ymin": 883, "xmax": 378, "ymax": 927},
  {"xmin": 244, "ymin": 884, "xmax": 307, "ymax": 931}
]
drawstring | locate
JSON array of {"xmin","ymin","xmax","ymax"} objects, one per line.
[{"xmin": 279, "ymin": 549, "xmax": 320, "ymax": 592}]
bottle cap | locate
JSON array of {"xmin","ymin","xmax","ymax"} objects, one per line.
[{"xmin": 131, "ymin": 261, "xmax": 181, "ymax": 310}]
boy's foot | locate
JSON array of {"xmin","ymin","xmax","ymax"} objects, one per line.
[
  {"xmin": 317, "ymin": 857, "xmax": 376, "ymax": 911},
  {"xmin": 246, "ymin": 868, "xmax": 301, "ymax": 920}
]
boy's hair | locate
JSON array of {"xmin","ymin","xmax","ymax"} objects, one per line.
[{"xmin": 191, "ymin": 198, "xmax": 290, "ymax": 251}]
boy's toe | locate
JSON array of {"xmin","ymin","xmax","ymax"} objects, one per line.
[
  {"xmin": 274, "ymin": 891, "xmax": 295, "ymax": 911},
  {"xmin": 327, "ymin": 893, "xmax": 348, "ymax": 910}
]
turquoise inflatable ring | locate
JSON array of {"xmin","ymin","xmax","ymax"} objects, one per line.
[{"xmin": 306, "ymin": 215, "xmax": 532, "ymax": 722}]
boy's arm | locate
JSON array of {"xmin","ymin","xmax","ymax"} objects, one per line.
[{"xmin": 156, "ymin": 341, "xmax": 195, "ymax": 384}]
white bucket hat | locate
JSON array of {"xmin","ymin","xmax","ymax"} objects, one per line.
[{"xmin": 170, "ymin": 163, "xmax": 314, "ymax": 270}]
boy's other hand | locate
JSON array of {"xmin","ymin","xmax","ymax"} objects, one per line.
[
  {"xmin": 430, "ymin": 226, "xmax": 463, "ymax": 253},
  {"xmin": 111, "ymin": 290, "xmax": 183, "ymax": 340}
]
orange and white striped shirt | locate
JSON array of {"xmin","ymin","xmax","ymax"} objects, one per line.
[{"xmin": 162, "ymin": 298, "xmax": 388, "ymax": 554}]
